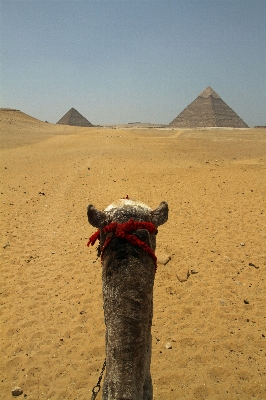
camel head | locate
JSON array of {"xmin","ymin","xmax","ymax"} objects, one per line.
[
  {"xmin": 87, "ymin": 199, "xmax": 168, "ymax": 256},
  {"xmin": 87, "ymin": 199, "xmax": 168, "ymax": 228}
]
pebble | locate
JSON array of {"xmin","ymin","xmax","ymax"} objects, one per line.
[
  {"xmin": 11, "ymin": 387, "xmax": 23, "ymax": 396},
  {"xmin": 162, "ymin": 255, "xmax": 171, "ymax": 265},
  {"xmin": 249, "ymin": 262, "xmax": 259, "ymax": 269},
  {"xmin": 158, "ymin": 254, "xmax": 171, "ymax": 265},
  {"xmin": 165, "ymin": 342, "xmax": 172, "ymax": 349}
]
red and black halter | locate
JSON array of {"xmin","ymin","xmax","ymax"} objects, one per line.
[{"xmin": 87, "ymin": 218, "xmax": 158, "ymax": 271}]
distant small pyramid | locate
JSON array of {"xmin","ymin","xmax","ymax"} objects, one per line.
[
  {"xmin": 169, "ymin": 86, "xmax": 248, "ymax": 128},
  {"xmin": 57, "ymin": 108, "xmax": 93, "ymax": 127}
]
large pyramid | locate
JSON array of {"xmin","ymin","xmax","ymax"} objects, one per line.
[
  {"xmin": 169, "ymin": 86, "xmax": 248, "ymax": 128},
  {"xmin": 57, "ymin": 108, "xmax": 93, "ymax": 127}
]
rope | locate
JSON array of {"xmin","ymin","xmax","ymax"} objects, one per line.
[
  {"xmin": 91, "ymin": 359, "xmax": 106, "ymax": 399},
  {"xmin": 87, "ymin": 218, "xmax": 158, "ymax": 271}
]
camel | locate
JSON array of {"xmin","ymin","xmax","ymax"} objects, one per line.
[{"xmin": 87, "ymin": 198, "xmax": 168, "ymax": 400}]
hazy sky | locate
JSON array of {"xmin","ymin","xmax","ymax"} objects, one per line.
[{"xmin": 1, "ymin": 0, "xmax": 265, "ymax": 126}]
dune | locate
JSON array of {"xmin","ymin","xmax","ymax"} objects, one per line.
[
  {"xmin": 0, "ymin": 108, "xmax": 45, "ymax": 123},
  {"xmin": 0, "ymin": 112, "xmax": 265, "ymax": 399}
]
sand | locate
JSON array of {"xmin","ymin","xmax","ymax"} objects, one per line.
[{"xmin": 1, "ymin": 110, "xmax": 265, "ymax": 399}]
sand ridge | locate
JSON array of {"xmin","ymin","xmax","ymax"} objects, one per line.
[{"xmin": 0, "ymin": 115, "xmax": 266, "ymax": 399}]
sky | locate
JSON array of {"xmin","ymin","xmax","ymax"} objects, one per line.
[{"xmin": 0, "ymin": 0, "xmax": 265, "ymax": 126}]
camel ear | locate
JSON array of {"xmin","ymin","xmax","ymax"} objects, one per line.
[
  {"xmin": 87, "ymin": 204, "xmax": 107, "ymax": 228},
  {"xmin": 151, "ymin": 201, "xmax": 168, "ymax": 227}
]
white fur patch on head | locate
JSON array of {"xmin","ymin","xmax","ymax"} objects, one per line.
[{"xmin": 104, "ymin": 199, "xmax": 151, "ymax": 212}]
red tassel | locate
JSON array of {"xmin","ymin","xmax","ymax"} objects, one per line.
[{"xmin": 87, "ymin": 230, "xmax": 100, "ymax": 247}]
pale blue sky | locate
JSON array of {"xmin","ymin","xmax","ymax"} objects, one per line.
[{"xmin": 1, "ymin": 0, "xmax": 265, "ymax": 126}]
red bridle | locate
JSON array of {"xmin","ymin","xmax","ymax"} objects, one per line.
[{"xmin": 87, "ymin": 218, "xmax": 158, "ymax": 271}]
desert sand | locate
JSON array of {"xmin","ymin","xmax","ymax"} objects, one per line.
[{"xmin": 0, "ymin": 110, "xmax": 265, "ymax": 400}]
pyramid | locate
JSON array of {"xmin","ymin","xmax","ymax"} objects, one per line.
[
  {"xmin": 57, "ymin": 108, "xmax": 93, "ymax": 127},
  {"xmin": 0, "ymin": 109, "xmax": 43, "ymax": 123},
  {"xmin": 169, "ymin": 86, "xmax": 248, "ymax": 128}
]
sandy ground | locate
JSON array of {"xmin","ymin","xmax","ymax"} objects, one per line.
[{"xmin": 0, "ymin": 110, "xmax": 265, "ymax": 400}]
